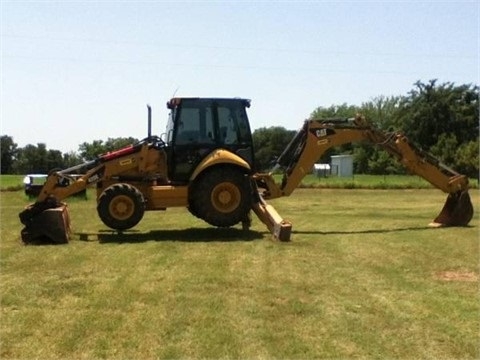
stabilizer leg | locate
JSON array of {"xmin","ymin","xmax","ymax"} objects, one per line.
[{"xmin": 252, "ymin": 196, "xmax": 292, "ymax": 241}]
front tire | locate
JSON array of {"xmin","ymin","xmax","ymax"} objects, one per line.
[
  {"xmin": 189, "ymin": 167, "xmax": 252, "ymax": 227},
  {"xmin": 97, "ymin": 183, "xmax": 145, "ymax": 230}
]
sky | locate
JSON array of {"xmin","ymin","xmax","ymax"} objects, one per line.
[{"xmin": 1, "ymin": 1, "xmax": 478, "ymax": 154}]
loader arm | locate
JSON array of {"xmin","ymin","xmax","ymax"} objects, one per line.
[
  {"xmin": 253, "ymin": 115, "xmax": 473, "ymax": 234},
  {"xmin": 36, "ymin": 160, "xmax": 101, "ymax": 202},
  {"xmin": 19, "ymin": 140, "xmax": 164, "ymax": 243}
]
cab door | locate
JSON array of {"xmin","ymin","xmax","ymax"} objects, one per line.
[
  {"xmin": 167, "ymin": 98, "xmax": 255, "ymax": 183},
  {"xmin": 215, "ymin": 99, "xmax": 255, "ymax": 168},
  {"xmin": 168, "ymin": 99, "xmax": 216, "ymax": 182}
]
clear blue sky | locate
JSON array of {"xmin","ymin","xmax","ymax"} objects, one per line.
[{"xmin": 1, "ymin": 1, "xmax": 478, "ymax": 153}]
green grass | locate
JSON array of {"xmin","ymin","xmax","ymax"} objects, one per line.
[
  {"xmin": 3, "ymin": 174, "xmax": 479, "ymax": 192},
  {"xmin": 296, "ymin": 174, "xmax": 479, "ymax": 189},
  {"xmin": 0, "ymin": 175, "xmax": 25, "ymax": 191},
  {"xmin": 1, "ymin": 187, "xmax": 478, "ymax": 359},
  {"xmin": 298, "ymin": 174, "xmax": 435, "ymax": 189}
]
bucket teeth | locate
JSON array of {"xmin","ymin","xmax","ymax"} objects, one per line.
[{"xmin": 431, "ymin": 191, "xmax": 474, "ymax": 227}]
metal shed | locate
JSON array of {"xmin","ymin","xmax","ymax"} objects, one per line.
[{"xmin": 331, "ymin": 155, "xmax": 353, "ymax": 177}]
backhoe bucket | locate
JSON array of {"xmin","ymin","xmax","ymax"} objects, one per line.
[
  {"xmin": 430, "ymin": 190, "xmax": 474, "ymax": 227},
  {"xmin": 20, "ymin": 203, "xmax": 71, "ymax": 244}
]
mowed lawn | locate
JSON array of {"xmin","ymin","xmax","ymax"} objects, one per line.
[{"xmin": 1, "ymin": 188, "xmax": 478, "ymax": 359}]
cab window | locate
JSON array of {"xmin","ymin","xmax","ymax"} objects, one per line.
[
  {"xmin": 217, "ymin": 101, "xmax": 251, "ymax": 145},
  {"xmin": 175, "ymin": 103, "xmax": 214, "ymax": 145}
]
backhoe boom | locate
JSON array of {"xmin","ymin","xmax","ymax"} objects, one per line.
[{"xmin": 254, "ymin": 115, "xmax": 473, "ymax": 234}]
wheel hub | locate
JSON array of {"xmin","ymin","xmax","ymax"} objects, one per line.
[
  {"xmin": 109, "ymin": 195, "xmax": 134, "ymax": 220},
  {"xmin": 218, "ymin": 190, "xmax": 232, "ymax": 204},
  {"xmin": 211, "ymin": 182, "xmax": 241, "ymax": 213}
]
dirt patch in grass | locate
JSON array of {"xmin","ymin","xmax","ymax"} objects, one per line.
[{"xmin": 434, "ymin": 271, "xmax": 478, "ymax": 282}]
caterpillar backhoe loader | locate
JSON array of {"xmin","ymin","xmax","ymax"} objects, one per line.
[{"xmin": 19, "ymin": 98, "xmax": 474, "ymax": 244}]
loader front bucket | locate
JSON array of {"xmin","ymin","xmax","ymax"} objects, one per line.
[
  {"xmin": 430, "ymin": 190, "xmax": 474, "ymax": 227},
  {"xmin": 19, "ymin": 201, "xmax": 71, "ymax": 244}
]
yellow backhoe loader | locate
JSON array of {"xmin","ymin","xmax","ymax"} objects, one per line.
[{"xmin": 19, "ymin": 98, "xmax": 473, "ymax": 244}]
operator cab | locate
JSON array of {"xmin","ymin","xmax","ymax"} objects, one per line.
[{"xmin": 165, "ymin": 98, "xmax": 255, "ymax": 182}]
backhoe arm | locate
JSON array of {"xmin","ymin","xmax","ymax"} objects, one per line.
[
  {"xmin": 372, "ymin": 132, "xmax": 468, "ymax": 193},
  {"xmin": 253, "ymin": 115, "xmax": 473, "ymax": 231},
  {"xmin": 276, "ymin": 118, "xmax": 370, "ymax": 196}
]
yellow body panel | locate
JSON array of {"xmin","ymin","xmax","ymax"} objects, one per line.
[
  {"xmin": 190, "ymin": 149, "xmax": 251, "ymax": 181},
  {"xmin": 146, "ymin": 186, "xmax": 189, "ymax": 209}
]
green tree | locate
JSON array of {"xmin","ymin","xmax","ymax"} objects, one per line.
[
  {"xmin": 455, "ymin": 140, "xmax": 479, "ymax": 179},
  {"xmin": 1, "ymin": 135, "xmax": 18, "ymax": 174},
  {"xmin": 63, "ymin": 151, "xmax": 83, "ymax": 168},
  {"xmin": 78, "ymin": 140, "xmax": 107, "ymax": 161},
  {"xmin": 79, "ymin": 137, "xmax": 138, "ymax": 161},
  {"xmin": 14, "ymin": 144, "xmax": 44, "ymax": 174},
  {"xmin": 310, "ymin": 103, "xmax": 358, "ymax": 119},
  {"xmin": 46, "ymin": 149, "xmax": 64, "ymax": 171},
  {"xmin": 395, "ymin": 80, "xmax": 478, "ymax": 149},
  {"xmin": 429, "ymin": 133, "xmax": 458, "ymax": 167},
  {"xmin": 360, "ymin": 95, "xmax": 401, "ymax": 130},
  {"xmin": 104, "ymin": 137, "xmax": 138, "ymax": 152},
  {"xmin": 252, "ymin": 127, "xmax": 296, "ymax": 171},
  {"xmin": 355, "ymin": 96, "xmax": 404, "ymax": 174},
  {"xmin": 309, "ymin": 104, "xmax": 361, "ymax": 164},
  {"xmin": 36, "ymin": 143, "xmax": 48, "ymax": 173},
  {"xmin": 368, "ymin": 150, "xmax": 402, "ymax": 175},
  {"xmin": 352, "ymin": 146, "xmax": 372, "ymax": 174}
]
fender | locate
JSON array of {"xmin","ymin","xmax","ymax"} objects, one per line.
[{"xmin": 190, "ymin": 149, "xmax": 251, "ymax": 181}]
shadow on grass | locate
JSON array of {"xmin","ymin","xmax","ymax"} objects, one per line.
[
  {"xmin": 291, "ymin": 225, "xmax": 472, "ymax": 236},
  {"xmin": 76, "ymin": 227, "xmax": 264, "ymax": 244}
]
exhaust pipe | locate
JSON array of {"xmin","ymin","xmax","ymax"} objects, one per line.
[{"xmin": 147, "ymin": 104, "xmax": 152, "ymax": 140}]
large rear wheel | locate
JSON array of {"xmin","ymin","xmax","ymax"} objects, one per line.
[
  {"xmin": 97, "ymin": 183, "xmax": 145, "ymax": 230},
  {"xmin": 189, "ymin": 167, "xmax": 252, "ymax": 227}
]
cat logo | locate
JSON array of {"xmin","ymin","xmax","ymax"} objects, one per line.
[{"xmin": 316, "ymin": 129, "xmax": 327, "ymax": 138}]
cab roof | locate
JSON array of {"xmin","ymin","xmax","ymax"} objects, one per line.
[{"xmin": 167, "ymin": 97, "xmax": 251, "ymax": 109}]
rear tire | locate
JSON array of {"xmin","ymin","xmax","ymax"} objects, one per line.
[
  {"xmin": 97, "ymin": 183, "xmax": 145, "ymax": 230},
  {"xmin": 189, "ymin": 167, "xmax": 252, "ymax": 227}
]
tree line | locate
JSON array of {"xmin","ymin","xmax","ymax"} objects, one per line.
[
  {"xmin": 1, "ymin": 80, "xmax": 478, "ymax": 178},
  {"xmin": 0, "ymin": 137, "xmax": 138, "ymax": 175},
  {"xmin": 253, "ymin": 80, "xmax": 478, "ymax": 178}
]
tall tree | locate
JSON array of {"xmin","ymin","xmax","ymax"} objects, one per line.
[
  {"xmin": 309, "ymin": 104, "xmax": 361, "ymax": 164},
  {"xmin": 360, "ymin": 95, "xmax": 401, "ymax": 130},
  {"xmin": 14, "ymin": 144, "xmax": 43, "ymax": 174},
  {"xmin": 395, "ymin": 80, "xmax": 479, "ymax": 150},
  {"xmin": 1, "ymin": 135, "xmax": 18, "ymax": 174},
  {"xmin": 355, "ymin": 96, "xmax": 405, "ymax": 174},
  {"xmin": 78, "ymin": 137, "xmax": 138, "ymax": 161},
  {"xmin": 46, "ymin": 149, "xmax": 64, "ymax": 171},
  {"xmin": 78, "ymin": 140, "xmax": 107, "ymax": 161},
  {"xmin": 455, "ymin": 139, "xmax": 479, "ymax": 179},
  {"xmin": 310, "ymin": 103, "xmax": 358, "ymax": 120},
  {"xmin": 252, "ymin": 127, "xmax": 296, "ymax": 171},
  {"xmin": 63, "ymin": 151, "xmax": 83, "ymax": 168}
]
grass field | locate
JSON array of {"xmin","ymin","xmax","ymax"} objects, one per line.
[
  {"xmin": 1, "ymin": 187, "xmax": 479, "ymax": 359},
  {"xmin": 3, "ymin": 173, "xmax": 479, "ymax": 192},
  {"xmin": 0, "ymin": 175, "xmax": 25, "ymax": 191}
]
